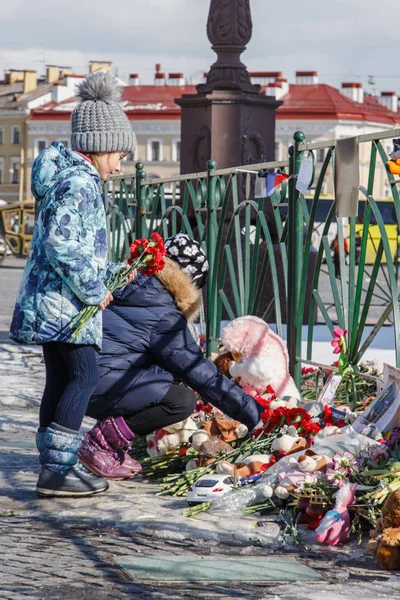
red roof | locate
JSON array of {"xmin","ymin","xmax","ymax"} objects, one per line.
[
  {"xmin": 28, "ymin": 82, "xmax": 400, "ymax": 125},
  {"xmin": 272, "ymin": 83, "xmax": 399, "ymax": 124},
  {"xmin": 122, "ymin": 84, "xmax": 196, "ymax": 106}
]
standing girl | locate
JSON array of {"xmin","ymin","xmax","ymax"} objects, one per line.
[{"xmin": 10, "ymin": 71, "xmax": 136, "ymax": 497}]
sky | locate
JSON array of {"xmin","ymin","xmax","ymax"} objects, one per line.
[{"xmin": 0, "ymin": 0, "xmax": 399, "ymax": 94}]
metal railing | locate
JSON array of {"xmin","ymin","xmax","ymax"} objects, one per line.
[{"xmin": 104, "ymin": 128, "xmax": 400, "ymax": 389}]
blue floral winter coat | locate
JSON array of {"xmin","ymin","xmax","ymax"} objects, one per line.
[
  {"xmin": 87, "ymin": 258, "xmax": 263, "ymax": 430},
  {"xmin": 10, "ymin": 141, "xmax": 119, "ymax": 349}
]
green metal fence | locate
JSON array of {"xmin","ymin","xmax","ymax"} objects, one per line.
[{"xmin": 104, "ymin": 128, "xmax": 400, "ymax": 390}]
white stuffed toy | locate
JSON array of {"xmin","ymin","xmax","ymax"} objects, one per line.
[
  {"xmin": 221, "ymin": 316, "xmax": 300, "ymax": 400},
  {"xmin": 146, "ymin": 417, "xmax": 198, "ymax": 456}
]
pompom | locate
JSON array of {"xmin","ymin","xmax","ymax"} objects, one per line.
[{"xmin": 75, "ymin": 71, "xmax": 122, "ymax": 104}]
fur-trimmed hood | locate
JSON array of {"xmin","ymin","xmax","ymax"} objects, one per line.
[{"xmin": 155, "ymin": 257, "xmax": 201, "ymax": 322}]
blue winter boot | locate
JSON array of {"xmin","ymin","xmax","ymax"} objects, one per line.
[{"xmin": 36, "ymin": 423, "xmax": 109, "ymax": 498}]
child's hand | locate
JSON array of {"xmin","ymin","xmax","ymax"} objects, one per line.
[
  {"xmin": 98, "ymin": 290, "xmax": 114, "ymax": 310},
  {"xmin": 126, "ymin": 268, "xmax": 137, "ymax": 283}
]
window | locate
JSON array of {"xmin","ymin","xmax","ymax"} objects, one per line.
[
  {"xmin": 10, "ymin": 158, "xmax": 20, "ymax": 184},
  {"xmin": 0, "ymin": 158, "xmax": 3, "ymax": 184},
  {"xmin": 124, "ymin": 149, "xmax": 136, "ymax": 162},
  {"xmin": 172, "ymin": 139, "xmax": 181, "ymax": 162},
  {"xmin": 0, "ymin": 127, "xmax": 4, "ymax": 145},
  {"xmin": 35, "ymin": 140, "xmax": 47, "ymax": 157},
  {"xmin": 60, "ymin": 140, "xmax": 69, "ymax": 149},
  {"xmin": 147, "ymin": 139, "xmax": 163, "ymax": 162},
  {"xmin": 12, "ymin": 126, "xmax": 21, "ymax": 145},
  {"xmin": 151, "ymin": 141, "xmax": 160, "ymax": 161}
]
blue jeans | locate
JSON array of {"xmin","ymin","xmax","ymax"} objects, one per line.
[{"xmin": 40, "ymin": 342, "xmax": 99, "ymax": 431}]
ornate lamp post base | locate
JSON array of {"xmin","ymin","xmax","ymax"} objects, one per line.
[{"xmin": 176, "ymin": 0, "xmax": 282, "ymax": 173}]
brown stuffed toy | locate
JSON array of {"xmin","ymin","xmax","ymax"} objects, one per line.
[
  {"xmin": 186, "ymin": 429, "xmax": 234, "ymax": 470},
  {"xmin": 212, "ymin": 351, "xmax": 234, "ymax": 379},
  {"xmin": 186, "ymin": 417, "xmax": 248, "ymax": 471},
  {"xmin": 216, "ymin": 454, "xmax": 274, "ymax": 478},
  {"xmin": 270, "ymin": 428, "xmax": 309, "ymax": 460},
  {"xmin": 297, "ymin": 450, "xmax": 333, "ymax": 474},
  {"xmin": 200, "ymin": 416, "xmax": 248, "ymax": 443},
  {"xmin": 368, "ymin": 490, "xmax": 400, "ymax": 570}
]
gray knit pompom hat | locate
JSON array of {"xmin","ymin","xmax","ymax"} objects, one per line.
[{"xmin": 71, "ymin": 71, "xmax": 136, "ymax": 154}]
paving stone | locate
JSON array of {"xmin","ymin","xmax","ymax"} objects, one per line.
[{"xmin": 0, "ymin": 334, "xmax": 398, "ymax": 598}]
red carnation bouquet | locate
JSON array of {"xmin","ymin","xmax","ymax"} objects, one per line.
[
  {"xmin": 251, "ymin": 393, "xmax": 322, "ymax": 441},
  {"xmin": 69, "ymin": 232, "xmax": 166, "ymax": 339}
]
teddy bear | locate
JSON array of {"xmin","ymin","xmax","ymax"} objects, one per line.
[
  {"xmin": 212, "ymin": 351, "xmax": 234, "ymax": 379},
  {"xmin": 185, "ymin": 417, "xmax": 248, "ymax": 471},
  {"xmin": 220, "ymin": 316, "xmax": 300, "ymax": 400},
  {"xmin": 386, "ymin": 138, "xmax": 400, "ymax": 175},
  {"xmin": 185, "ymin": 431, "xmax": 234, "ymax": 470},
  {"xmin": 368, "ymin": 489, "xmax": 400, "ymax": 570},
  {"xmin": 200, "ymin": 416, "xmax": 248, "ymax": 443},
  {"xmin": 297, "ymin": 449, "xmax": 333, "ymax": 474},
  {"xmin": 146, "ymin": 417, "xmax": 198, "ymax": 456},
  {"xmin": 215, "ymin": 454, "xmax": 276, "ymax": 478},
  {"xmin": 271, "ymin": 426, "xmax": 309, "ymax": 460}
]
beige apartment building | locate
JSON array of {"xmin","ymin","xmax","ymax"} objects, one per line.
[
  {"xmin": 0, "ymin": 62, "xmax": 115, "ymax": 204},
  {"xmin": 2, "ymin": 65, "xmax": 400, "ymax": 204}
]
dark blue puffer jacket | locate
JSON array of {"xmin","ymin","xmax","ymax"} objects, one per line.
[{"xmin": 87, "ymin": 258, "xmax": 263, "ymax": 429}]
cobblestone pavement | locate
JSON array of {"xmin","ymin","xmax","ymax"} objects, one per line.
[
  {"xmin": 1, "ymin": 513, "xmax": 400, "ymax": 600},
  {"xmin": 0, "ymin": 337, "xmax": 400, "ymax": 597},
  {"xmin": 1, "ymin": 260, "xmax": 400, "ymax": 598}
]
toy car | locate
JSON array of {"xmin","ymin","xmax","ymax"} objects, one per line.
[{"xmin": 187, "ymin": 473, "xmax": 234, "ymax": 506}]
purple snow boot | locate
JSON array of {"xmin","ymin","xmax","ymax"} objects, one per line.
[
  {"xmin": 109, "ymin": 417, "xmax": 142, "ymax": 474},
  {"xmin": 78, "ymin": 417, "xmax": 141, "ymax": 480}
]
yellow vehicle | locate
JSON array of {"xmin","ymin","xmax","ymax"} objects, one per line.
[
  {"xmin": 355, "ymin": 199, "xmax": 400, "ymax": 265},
  {"xmin": 0, "ymin": 200, "xmax": 35, "ymax": 258}
]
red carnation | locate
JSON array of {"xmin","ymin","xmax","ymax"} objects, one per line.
[
  {"xmin": 301, "ymin": 367, "xmax": 316, "ymax": 375},
  {"xmin": 128, "ymin": 238, "xmax": 149, "ymax": 263},
  {"xmin": 251, "ymin": 427, "xmax": 264, "ymax": 438},
  {"xmin": 151, "ymin": 231, "xmax": 167, "ymax": 253},
  {"xmin": 323, "ymin": 405, "xmax": 333, "ymax": 424},
  {"xmin": 301, "ymin": 421, "xmax": 322, "ymax": 436},
  {"xmin": 261, "ymin": 408, "xmax": 273, "ymax": 424},
  {"xmin": 196, "ymin": 401, "xmax": 205, "ymax": 412}
]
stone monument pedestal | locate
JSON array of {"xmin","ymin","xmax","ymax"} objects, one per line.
[{"xmin": 176, "ymin": 89, "xmax": 281, "ymax": 173}]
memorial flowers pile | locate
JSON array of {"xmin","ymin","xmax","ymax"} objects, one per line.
[{"xmin": 69, "ymin": 232, "xmax": 166, "ymax": 338}]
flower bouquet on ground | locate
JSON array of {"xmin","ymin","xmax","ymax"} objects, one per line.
[{"xmin": 69, "ymin": 233, "xmax": 166, "ymax": 339}]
